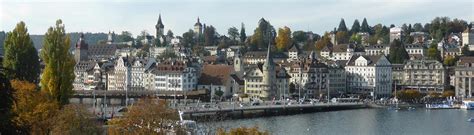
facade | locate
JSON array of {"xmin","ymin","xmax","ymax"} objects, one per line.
[
  {"xmin": 365, "ymin": 44, "xmax": 390, "ymax": 56},
  {"xmin": 286, "ymin": 52, "xmax": 329, "ymax": 98},
  {"xmin": 321, "ymin": 44, "xmax": 365, "ymax": 61},
  {"xmin": 109, "ymin": 57, "xmax": 131, "ymax": 91},
  {"xmin": 130, "ymin": 59, "xmax": 146, "ymax": 90},
  {"xmin": 194, "ymin": 17, "xmax": 203, "ymax": 36},
  {"xmin": 455, "ymin": 56, "xmax": 474, "ymax": 97},
  {"xmin": 155, "ymin": 14, "xmax": 165, "ymax": 38},
  {"xmin": 390, "ymin": 27, "xmax": 403, "ymax": 43},
  {"xmin": 327, "ymin": 61, "xmax": 347, "ymax": 95},
  {"xmin": 401, "ymin": 59, "xmax": 446, "ymax": 93},
  {"xmin": 462, "ymin": 28, "xmax": 474, "ymax": 46},
  {"xmin": 152, "ymin": 59, "xmax": 197, "ymax": 92},
  {"xmin": 197, "ymin": 64, "xmax": 236, "ymax": 98},
  {"xmin": 345, "ymin": 55, "xmax": 392, "ymax": 98},
  {"xmin": 74, "ymin": 33, "xmax": 88, "ymax": 62}
]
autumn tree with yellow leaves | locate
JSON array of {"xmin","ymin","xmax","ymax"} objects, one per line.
[
  {"xmin": 275, "ymin": 26, "xmax": 292, "ymax": 52},
  {"xmin": 40, "ymin": 20, "xmax": 76, "ymax": 106}
]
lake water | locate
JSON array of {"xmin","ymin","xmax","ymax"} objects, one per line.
[{"xmin": 199, "ymin": 108, "xmax": 474, "ymax": 135}]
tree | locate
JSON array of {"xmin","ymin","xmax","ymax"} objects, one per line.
[
  {"xmin": 40, "ymin": 20, "xmax": 76, "ymax": 106},
  {"xmin": 388, "ymin": 39, "xmax": 409, "ymax": 64},
  {"xmin": 315, "ymin": 33, "xmax": 332, "ymax": 51},
  {"xmin": 10, "ymin": 80, "xmax": 59, "ymax": 134},
  {"xmin": 349, "ymin": 34, "xmax": 362, "ymax": 44},
  {"xmin": 0, "ymin": 68, "xmax": 14, "ymax": 134},
  {"xmin": 292, "ymin": 31, "xmax": 307, "ymax": 44},
  {"xmin": 335, "ymin": 31, "xmax": 349, "ymax": 44},
  {"xmin": 181, "ymin": 29, "xmax": 195, "ymax": 47},
  {"xmin": 217, "ymin": 126, "xmax": 269, "ymax": 135},
  {"xmin": 166, "ymin": 30, "xmax": 174, "ymax": 38},
  {"xmin": 3, "ymin": 21, "xmax": 40, "ymax": 83},
  {"xmin": 443, "ymin": 55, "xmax": 457, "ymax": 66},
  {"xmin": 250, "ymin": 18, "xmax": 276, "ymax": 50},
  {"xmin": 442, "ymin": 90, "xmax": 455, "ymax": 97},
  {"xmin": 396, "ymin": 90, "xmax": 422, "ymax": 103},
  {"xmin": 427, "ymin": 41, "xmax": 441, "ymax": 61},
  {"xmin": 413, "ymin": 23, "xmax": 423, "ymax": 32},
  {"xmin": 240, "ymin": 23, "xmax": 247, "ymax": 44},
  {"xmin": 157, "ymin": 48, "xmax": 178, "ymax": 59},
  {"xmin": 360, "ymin": 18, "xmax": 370, "ymax": 33},
  {"xmin": 116, "ymin": 31, "xmax": 134, "ymax": 42},
  {"xmin": 275, "ymin": 26, "xmax": 292, "ymax": 52},
  {"xmin": 204, "ymin": 25, "xmax": 217, "ymax": 46},
  {"xmin": 337, "ymin": 18, "xmax": 348, "ymax": 32},
  {"xmin": 228, "ymin": 27, "xmax": 239, "ymax": 42},
  {"xmin": 108, "ymin": 98, "xmax": 182, "ymax": 134},
  {"xmin": 51, "ymin": 104, "xmax": 101, "ymax": 134},
  {"xmin": 351, "ymin": 19, "xmax": 360, "ymax": 34}
]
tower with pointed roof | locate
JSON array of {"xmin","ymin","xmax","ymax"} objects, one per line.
[
  {"xmin": 194, "ymin": 17, "xmax": 203, "ymax": 36},
  {"xmin": 75, "ymin": 33, "xmax": 88, "ymax": 62},
  {"xmin": 262, "ymin": 42, "xmax": 275, "ymax": 99},
  {"xmin": 156, "ymin": 14, "xmax": 165, "ymax": 38}
]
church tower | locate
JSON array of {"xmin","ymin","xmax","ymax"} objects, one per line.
[
  {"xmin": 107, "ymin": 31, "xmax": 114, "ymax": 44},
  {"xmin": 194, "ymin": 17, "xmax": 203, "ymax": 36},
  {"xmin": 75, "ymin": 33, "xmax": 88, "ymax": 62},
  {"xmin": 234, "ymin": 49, "xmax": 244, "ymax": 77},
  {"xmin": 262, "ymin": 43, "xmax": 275, "ymax": 99},
  {"xmin": 155, "ymin": 14, "xmax": 165, "ymax": 38}
]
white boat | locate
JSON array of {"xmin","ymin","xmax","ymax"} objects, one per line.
[
  {"xmin": 460, "ymin": 100, "xmax": 474, "ymax": 110},
  {"xmin": 468, "ymin": 117, "xmax": 474, "ymax": 122}
]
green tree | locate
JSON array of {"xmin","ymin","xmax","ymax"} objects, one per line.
[
  {"xmin": 166, "ymin": 30, "xmax": 174, "ymax": 38},
  {"xmin": 115, "ymin": 31, "xmax": 134, "ymax": 42},
  {"xmin": 292, "ymin": 31, "xmax": 307, "ymax": 44},
  {"xmin": 0, "ymin": 68, "xmax": 14, "ymax": 134},
  {"xmin": 443, "ymin": 55, "xmax": 457, "ymax": 66},
  {"xmin": 181, "ymin": 29, "xmax": 195, "ymax": 47},
  {"xmin": 350, "ymin": 19, "xmax": 360, "ymax": 34},
  {"xmin": 40, "ymin": 20, "xmax": 76, "ymax": 106},
  {"xmin": 427, "ymin": 41, "xmax": 441, "ymax": 61},
  {"xmin": 349, "ymin": 34, "xmax": 362, "ymax": 44},
  {"xmin": 240, "ymin": 23, "xmax": 247, "ymax": 43},
  {"xmin": 413, "ymin": 23, "xmax": 423, "ymax": 32},
  {"xmin": 250, "ymin": 18, "xmax": 276, "ymax": 50},
  {"xmin": 204, "ymin": 25, "xmax": 217, "ymax": 46},
  {"xmin": 275, "ymin": 26, "xmax": 292, "ymax": 52},
  {"xmin": 360, "ymin": 18, "xmax": 370, "ymax": 33},
  {"xmin": 228, "ymin": 27, "xmax": 239, "ymax": 42},
  {"xmin": 3, "ymin": 21, "xmax": 41, "ymax": 83},
  {"xmin": 388, "ymin": 39, "xmax": 409, "ymax": 64},
  {"xmin": 337, "ymin": 18, "xmax": 348, "ymax": 32}
]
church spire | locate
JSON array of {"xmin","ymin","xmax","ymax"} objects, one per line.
[
  {"xmin": 156, "ymin": 14, "xmax": 164, "ymax": 28},
  {"xmin": 263, "ymin": 40, "xmax": 274, "ymax": 70}
]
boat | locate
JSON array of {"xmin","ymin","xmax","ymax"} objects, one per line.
[
  {"xmin": 468, "ymin": 117, "xmax": 474, "ymax": 122},
  {"xmin": 408, "ymin": 107, "xmax": 415, "ymax": 111},
  {"xmin": 460, "ymin": 100, "xmax": 474, "ymax": 110},
  {"xmin": 425, "ymin": 104, "xmax": 459, "ymax": 109}
]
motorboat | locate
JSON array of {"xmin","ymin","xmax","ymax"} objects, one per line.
[
  {"xmin": 408, "ymin": 107, "xmax": 415, "ymax": 111},
  {"xmin": 460, "ymin": 100, "xmax": 474, "ymax": 110},
  {"xmin": 467, "ymin": 117, "xmax": 474, "ymax": 122}
]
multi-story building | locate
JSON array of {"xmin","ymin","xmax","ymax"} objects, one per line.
[
  {"xmin": 130, "ymin": 59, "xmax": 146, "ymax": 90},
  {"xmin": 454, "ymin": 56, "xmax": 474, "ymax": 97},
  {"xmin": 152, "ymin": 59, "xmax": 197, "ymax": 92},
  {"xmin": 197, "ymin": 64, "xmax": 236, "ymax": 98},
  {"xmin": 327, "ymin": 61, "xmax": 347, "ymax": 95},
  {"xmin": 321, "ymin": 44, "xmax": 365, "ymax": 61},
  {"xmin": 365, "ymin": 44, "xmax": 390, "ymax": 56},
  {"xmin": 108, "ymin": 57, "xmax": 131, "ymax": 91},
  {"xmin": 286, "ymin": 52, "xmax": 329, "ymax": 98},
  {"xmin": 345, "ymin": 55, "xmax": 392, "ymax": 98},
  {"xmin": 401, "ymin": 59, "xmax": 446, "ymax": 93}
]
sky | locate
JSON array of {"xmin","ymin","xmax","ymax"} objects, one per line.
[{"xmin": 1, "ymin": 0, "xmax": 473, "ymax": 37}]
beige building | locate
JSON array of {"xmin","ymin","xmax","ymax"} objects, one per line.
[
  {"xmin": 455, "ymin": 57, "xmax": 474, "ymax": 98},
  {"xmin": 401, "ymin": 59, "xmax": 446, "ymax": 93}
]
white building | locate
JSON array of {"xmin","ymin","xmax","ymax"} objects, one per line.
[
  {"xmin": 321, "ymin": 44, "xmax": 365, "ymax": 61},
  {"xmin": 390, "ymin": 27, "xmax": 403, "ymax": 43},
  {"xmin": 365, "ymin": 44, "xmax": 390, "ymax": 56},
  {"xmin": 454, "ymin": 56, "xmax": 474, "ymax": 98},
  {"xmin": 152, "ymin": 59, "xmax": 197, "ymax": 91},
  {"xmin": 345, "ymin": 55, "xmax": 392, "ymax": 98}
]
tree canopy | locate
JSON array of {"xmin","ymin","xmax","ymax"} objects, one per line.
[
  {"xmin": 3, "ymin": 21, "xmax": 40, "ymax": 83},
  {"xmin": 275, "ymin": 26, "xmax": 292, "ymax": 52},
  {"xmin": 388, "ymin": 39, "xmax": 409, "ymax": 64},
  {"xmin": 40, "ymin": 20, "xmax": 75, "ymax": 106}
]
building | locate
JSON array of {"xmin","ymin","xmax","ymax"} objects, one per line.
[
  {"xmin": 365, "ymin": 44, "xmax": 390, "ymax": 56},
  {"xmin": 454, "ymin": 56, "xmax": 474, "ymax": 97},
  {"xmin": 243, "ymin": 51, "xmax": 288, "ymax": 65},
  {"xmin": 155, "ymin": 14, "xmax": 165, "ymax": 38},
  {"xmin": 243, "ymin": 45, "xmax": 290, "ymax": 100},
  {"xmin": 74, "ymin": 33, "xmax": 88, "ymax": 62},
  {"xmin": 462, "ymin": 28, "xmax": 474, "ymax": 46},
  {"xmin": 405, "ymin": 44, "xmax": 427, "ymax": 57},
  {"xmin": 194, "ymin": 17, "xmax": 203, "ymax": 36},
  {"xmin": 106, "ymin": 31, "xmax": 114, "ymax": 44},
  {"xmin": 401, "ymin": 59, "xmax": 446, "ymax": 93},
  {"xmin": 108, "ymin": 57, "xmax": 131, "ymax": 91},
  {"xmin": 327, "ymin": 61, "xmax": 347, "ymax": 95},
  {"xmin": 152, "ymin": 59, "xmax": 197, "ymax": 92},
  {"xmin": 390, "ymin": 27, "xmax": 403, "ymax": 43},
  {"xmin": 321, "ymin": 44, "xmax": 365, "ymax": 61},
  {"xmin": 287, "ymin": 45, "xmax": 299, "ymax": 61},
  {"xmin": 286, "ymin": 52, "xmax": 329, "ymax": 99},
  {"xmin": 197, "ymin": 64, "xmax": 236, "ymax": 98},
  {"xmin": 345, "ymin": 55, "xmax": 392, "ymax": 98},
  {"xmin": 73, "ymin": 61, "xmax": 98, "ymax": 90}
]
